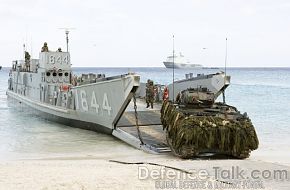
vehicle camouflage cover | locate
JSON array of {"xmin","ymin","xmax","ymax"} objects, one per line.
[{"xmin": 160, "ymin": 88, "xmax": 259, "ymax": 159}]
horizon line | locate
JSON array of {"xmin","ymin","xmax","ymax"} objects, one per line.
[{"xmin": 1, "ymin": 66, "xmax": 290, "ymax": 69}]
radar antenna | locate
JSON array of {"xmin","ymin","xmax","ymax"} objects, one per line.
[{"xmin": 58, "ymin": 28, "xmax": 75, "ymax": 52}]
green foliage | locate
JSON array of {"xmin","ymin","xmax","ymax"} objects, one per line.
[{"xmin": 161, "ymin": 101, "xmax": 259, "ymax": 159}]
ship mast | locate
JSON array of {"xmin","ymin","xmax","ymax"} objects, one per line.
[
  {"xmin": 224, "ymin": 37, "xmax": 227, "ymax": 77},
  {"xmin": 59, "ymin": 28, "xmax": 75, "ymax": 52},
  {"xmin": 65, "ymin": 30, "xmax": 69, "ymax": 52},
  {"xmin": 23, "ymin": 43, "xmax": 26, "ymax": 60},
  {"xmin": 172, "ymin": 35, "xmax": 175, "ymax": 102},
  {"xmin": 223, "ymin": 37, "xmax": 228, "ymax": 104}
]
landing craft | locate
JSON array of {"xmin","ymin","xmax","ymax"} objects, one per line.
[
  {"xmin": 7, "ymin": 41, "xmax": 214, "ymax": 137},
  {"xmin": 7, "ymin": 43, "xmax": 140, "ymax": 134},
  {"xmin": 7, "ymin": 38, "xmax": 249, "ymax": 158}
]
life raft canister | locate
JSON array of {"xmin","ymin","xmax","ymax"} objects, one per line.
[
  {"xmin": 61, "ymin": 85, "xmax": 69, "ymax": 92},
  {"xmin": 163, "ymin": 87, "xmax": 169, "ymax": 101}
]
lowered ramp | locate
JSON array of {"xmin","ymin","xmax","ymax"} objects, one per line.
[{"xmin": 113, "ymin": 109, "xmax": 171, "ymax": 154}]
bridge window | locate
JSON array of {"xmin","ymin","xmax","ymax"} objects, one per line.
[
  {"xmin": 53, "ymin": 72, "xmax": 57, "ymax": 77},
  {"xmin": 58, "ymin": 73, "xmax": 63, "ymax": 77},
  {"xmin": 64, "ymin": 72, "xmax": 69, "ymax": 77},
  {"xmin": 46, "ymin": 72, "xmax": 51, "ymax": 77}
]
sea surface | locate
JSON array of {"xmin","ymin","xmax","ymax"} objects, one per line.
[{"xmin": 0, "ymin": 67, "xmax": 289, "ymax": 163}]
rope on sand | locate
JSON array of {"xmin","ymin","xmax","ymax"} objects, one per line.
[{"xmin": 108, "ymin": 159, "xmax": 233, "ymax": 185}]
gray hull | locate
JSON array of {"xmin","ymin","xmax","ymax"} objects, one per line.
[
  {"xmin": 7, "ymin": 92, "xmax": 113, "ymax": 134},
  {"xmin": 163, "ymin": 62, "xmax": 202, "ymax": 69},
  {"xmin": 168, "ymin": 72, "xmax": 230, "ymax": 101},
  {"xmin": 8, "ymin": 54, "xmax": 140, "ymax": 134},
  {"xmin": 136, "ymin": 72, "xmax": 230, "ymax": 101}
]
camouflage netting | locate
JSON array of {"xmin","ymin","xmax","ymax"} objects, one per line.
[{"xmin": 161, "ymin": 101, "xmax": 259, "ymax": 159}]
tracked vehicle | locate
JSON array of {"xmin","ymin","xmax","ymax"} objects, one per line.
[{"xmin": 161, "ymin": 88, "xmax": 259, "ymax": 159}]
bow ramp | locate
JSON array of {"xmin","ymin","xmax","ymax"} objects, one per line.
[{"xmin": 113, "ymin": 99, "xmax": 171, "ymax": 154}]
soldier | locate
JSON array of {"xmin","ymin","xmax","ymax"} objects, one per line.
[
  {"xmin": 146, "ymin": 79, "xmax": 154, "ymax": 109},
  {"xmin": 154, "ymin": 85, "xmax": 160, "ymax": 102},
  {"xmin": 24, "ymin": 51, "xmax": 31, "ymax": 72},
  {"xmin": 41, "ymin": 42, "xmax": 49, "ymax": 52},
  {"xmin": 14, "ymin": 61, "xmax": 18, "ymax": 71},
  {"xmin": 175, "ymin": 91, "xmax": 181, "ymax": 103},
  {"xmin": 57, "ymin": 48, "xmax": 62, "ymax": 52},
  {"xmin": 72, "ymin": 75, "xmax": 78, "ymax": 86}
]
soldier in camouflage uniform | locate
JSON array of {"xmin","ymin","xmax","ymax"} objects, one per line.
[
  {"xmin": 145, "ymin": 79, "xmax": 154, "ymax": 109},
  {"xmin": 25, "ymin": 51, "xmax": 31, "ymax": 72},
  {"xmin": 41, "ymin": 42, "xmax": 49, "ymax": 52}
]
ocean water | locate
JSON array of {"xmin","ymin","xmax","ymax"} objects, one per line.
[{"xmin": 0, "ymin": 67, "xmax": 289, "ymax": 161}]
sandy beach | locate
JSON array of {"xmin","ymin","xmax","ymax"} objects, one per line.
[
  {"xmin": 0, "ymin": 145, "xmax": 289, "ymax": 190},
  {"xmin": 0, "ymin": 159, "xmax": 157, "ymax": 190}
]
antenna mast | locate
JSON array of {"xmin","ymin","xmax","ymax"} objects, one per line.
[
  {"xmin": 65, "ymin": 30, "xmax": 69, "ymax": 52},
  {"xmin": 30, "ymin": 36, "xmax": 33, "ymax": 58},
  {"xmin": 223, "ymin": 37, "xmax": 228, "ymax": 104},
  {"xmin": 172, "ymin": 35, "xmax": 175, "ymax": 102},
  {"xmin": 224, "ymin": 38, "xmax": 228, "ymax": 77},
  {"xmin": 58, "ymin": 28, "xmax": 75, "ymax": 52},
  {"xmin": 23, "ymin": 43, "xmax": 26, "ymax": 60}
]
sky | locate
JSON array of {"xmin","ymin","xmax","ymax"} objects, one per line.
[{"xmin": 0, "ymin": 0, "xmax": 290, "ymax": 67}]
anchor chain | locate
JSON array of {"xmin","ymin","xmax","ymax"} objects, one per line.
[{"xmin": 133, "ymin": 93, "xmax": 144, "ymax": 145}]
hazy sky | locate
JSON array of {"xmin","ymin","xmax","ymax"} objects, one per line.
[{"xmin": 1, "ymin": 0, "xmax": 290, "ymax": 67}]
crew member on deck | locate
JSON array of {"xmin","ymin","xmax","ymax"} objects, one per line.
[
  {"xmin": 146, "ymin": 79, "xmax": 154, "ymax": 109},
  {"xmin": 24, "ymin": 51, "xmax": 31, "ymax": 72},
  {"xmin": 41, "ymin": 42, "xmax": 49, "ymax": 52}
]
